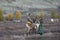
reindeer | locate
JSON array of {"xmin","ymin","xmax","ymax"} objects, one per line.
[{"xmin": 26, "ymin": 22, "xmax": 39, "ymax": 34}]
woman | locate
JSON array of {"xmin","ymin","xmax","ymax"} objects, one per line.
[{"xmin": 38, "ymin": 17, "xmax": 44, "ymax": 35}]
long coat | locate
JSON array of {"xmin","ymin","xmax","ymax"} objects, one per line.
[{"xmin": 38, "ymin": 19, "xmax": 44, "ymax": 35}]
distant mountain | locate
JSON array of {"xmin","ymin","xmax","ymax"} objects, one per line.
[
  {"xmin": 0, "ymin": 0, "xmax": 60, "ymax": 8},
  {"xmin": 0, "ymin": 0, "xmax": 60, "ymax": 13}
]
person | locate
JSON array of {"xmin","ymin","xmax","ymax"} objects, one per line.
[
  {"xmin": 35, "ymin": 15, "xmax": 40, "ymax": 31},
  {"xmin": 27, "ymin": 13, "xmax": 33, "ymax": 23},
  {"xmin": 38, "ymin": 17, "xmax": 44, "ymax": 35},
  {"xmin": 35, "ymin": 15, "xmax": 40, "ymax": 24},
  {"xmin": 32, "ymin": 15, "xmax": 36, "ymax": 23}
]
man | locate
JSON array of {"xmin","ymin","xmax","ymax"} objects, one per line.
[{"xmin": 27, "ymin": 13, "xmax": 33, "ymax": 23}]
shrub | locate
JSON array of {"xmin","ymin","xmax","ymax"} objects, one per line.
[
  {"xmin": 0, "ymin": 9, "xmax": 4, "ymax": 21},
  {"xmin": 51, "ymin": 10, "xmax": 55, "ymax": 19},
  {"xmin": 56, "ymin": 13, "xmax": 60, "ymax": 19},
  {"xmin": 40, "ymin": 9, "xmax": 44, "ymax": 18},
  {"xmin": 7, "ymin": 13, "xmax": 14, "ymax": 21},
  {"xmin": 16, "ymin": 10, "xmax": 21, "ymax": 20}
]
